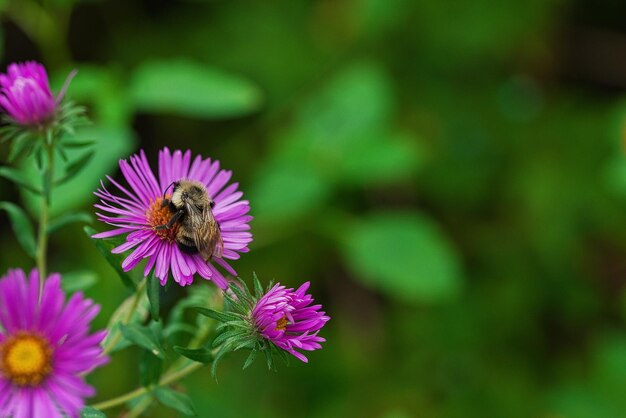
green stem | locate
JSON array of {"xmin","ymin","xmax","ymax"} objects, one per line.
[
  {"xmin": 36, "ymin": 142, "xmax": 54, "ymax": 299},
  {"xmin": 102, "ymin": 279, "xmax": 148, "ymax": 355},
  {"xmin": 90, "ymin": 361, "xmax": 204, "ymax": 412}
]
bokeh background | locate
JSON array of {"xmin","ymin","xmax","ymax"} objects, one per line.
[{"xmin": 2, "ymin": 0, "xmax": 626, "ymax": 417}]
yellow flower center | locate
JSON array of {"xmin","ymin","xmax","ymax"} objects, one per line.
[
  {"xmin": 146, "ymin": 196, "xmax": 178, "ymax": 241},
  {"xmin": 275, "ymin": 316, "xmax": 289, "ymax": 331},
  {"xmin": 0, "ymin": 332, "xmax": 53, "ymax": 386}
]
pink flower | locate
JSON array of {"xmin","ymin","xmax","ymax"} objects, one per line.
[
  {"xmin": 0, "ymin": 61, "xmax": 70, "ymax": 126},
  {"xmin": 93, "ymin": 147, "xmax": 253, "ymax": 288},
  {"xmin": 252, "ymin": 282, "xmax": 329, "ymax": 362},
  {"xmin": 0, "ymin": 269, "xmax": 108, "ymax": 418}
]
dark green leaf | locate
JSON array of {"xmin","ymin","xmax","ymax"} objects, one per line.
[
  {"xmin": 0, "ymin": 167, "xmax": 41, "ymax": 194},
  {"xmin": 210, "ymin": 341, "xmax": 234, "ymax": 379},
  {"xmin": 0, "ymin": 202, "xmax": 36, "ymax": 258},
  {"xmin": 147, "ymin": 272, "xmax": 161, "ymax": 321},
  {"xmin": 61, "ymin": 271, "xmax": 98, "ymax": 293},
  {"xmin": 173, "ymin": 346, "xmax": 214, "ymax": 364},
  {"xmin": 84, "ymin": 226, "xmax": 137, "ymax": 290},
  {"xmin": 61, "ymin": 139, "xmax": 96, "ymax": 149},
  {"xmin": 153, "ymin": 387, "xmax": 196, "ymax": 416},
  {"xmin": 130, "ymin": 60, "xmax": 262, "ymax": 119},
  {"xmin": 54, "ymin": 151, "xmax": 95, "ymax": 186},
  {"xmin": 119, "ymin": 323, "xmax": 165, "ymax": 359},
  {"xmin": 8, "ymin": 133, "xmax": 36, "ymax": 162},
  {"xmin": 140, "ymin": 350, "xmax": 163, "ymax": 387},
  {"xmin": 80, "ymin": 406, "xmax": 106, "ymax": 418},
  {"xmin": 252, "ymin": 272, "xmax": 264, "ymax": 299},
  {"xmin": 194, "ymin": 307, "xmax": 240, "ymax": 323},
  {"xmin": 343, "ymin": 212, "xmax": 463, "ymax": 303},
  {"xmin": 242, "ymin": 349, "xmax": 257, "ymax": 370},
  {"xmin": 48, "ymin": 212, "xmax": 92, "ymax": 233}
]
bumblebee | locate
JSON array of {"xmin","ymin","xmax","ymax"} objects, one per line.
[{"xmin": 156, "ymin": 180, "xmax": 223, "ymax": 261}]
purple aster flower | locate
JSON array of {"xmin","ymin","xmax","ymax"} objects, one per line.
[
  {"xmin": 93, "ymin": 147, "xmax": 253, "ymax": 288},
  {"xmin": 0, "ymin": 61, "xmax": 73, "ymax": 127},
  {"xmin": 0, "ymin": 269, "xmax": 108, "ymax": 418},
  {"xmin": 252, "ymin": 281, "xmax": 330, "ymax": 362}
]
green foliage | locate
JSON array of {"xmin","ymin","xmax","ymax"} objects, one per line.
[
  {"xmin": 61, "ymin": 270, "xmax": 98, "ymax": 293},
  {"xmin": 153, "ymin": 387, "xmax": 197, "ymax": 416},
  {"xmin": 343, "ymin": 212, "xmax": 462, "ymax": 302},
  {"xmin": 84, "ymin": 226, "xmax": 139, "ymax": 290},
  {"xmin": 0, "ymin": 201, "xmax": 36, "ymax": 258},
  {"xmin": 120, "ymin": 323, "xmax": 166, "ymax": 359},
  {"xmin": 147, "ymin": 272, "xmax": 161, "ymax": 321},
  {"xmin": 173, "ymin": 346, "xmax": 214, "ymax": 364},
  {"xmin": 130, "ymin": 60, "xmax": 263, "ymax": 118}
]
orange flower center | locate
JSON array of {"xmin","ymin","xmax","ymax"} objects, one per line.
[
  {"xmin": 275, "ymin": 316, "xmax": 289, "ymax": 331},
  {"xmin": 146, "ymin": 196, "xmax": 179, "ymax": 241},
  {"xmin": 0, "ymin": 332, "xmax": 53, "ymax": 386}
]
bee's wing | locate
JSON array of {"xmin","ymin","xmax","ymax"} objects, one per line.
[{"xmin": 187, "ymin": 202, "xmax": 222, "ymax": 261}]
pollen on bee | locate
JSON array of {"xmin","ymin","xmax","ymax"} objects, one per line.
[{"xmin": 146, "ymin": 196, "xmax": 179, "ymax": 241}]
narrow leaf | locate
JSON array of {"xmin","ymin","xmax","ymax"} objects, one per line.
[
  {"xmin": 0, "ymin": 202, "xmax": 36, "ymax": 258},
  {"xmin": 55, "ymin": 150, "xmax": 95, "ymax": 185},
  {"xmin": 140, "ymin": 351, "xmax": 163, "ymax": 387},
  {"xmin": 48, "ymin": 212, "xmax": 92, "ymax": 233},
  {"xmin": 194, "ymin": 307, "xmax": 240, "ymax": 323},
  {"xmin": 173, "ymin": 346, "xmax": 214, "ymax": 364},
  {"xmin": 253, "ymin": 272, "xmax": 263, "ymax": 299},
  {"xmin": 153, "ymin": 387, "xmax": 197, "ymax": 416},
  {"xmin": 0, "ymin": 167, "xmax": 41, "ymax": 194},
  {"xmin": 84, "ymin": 226, "xmax": 137, "ymax": 290},
  {"xmin": 242, "ymin": 349, "xmax": 258, "ymax": 370},
  {"xmin": 61, "ymin": 271, "xmax": 98, "ymax": 293},
  {"xmin": 119, "ymin": 323, "xmax": 165, "ymax": 359},
  {"xmin": 147, "ymin": 272, "xmax": 161, "ymax": 321}
]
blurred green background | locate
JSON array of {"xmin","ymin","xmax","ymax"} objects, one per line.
[{"xmin": 3, "ymin": 0, "xmax": 626, "ymax": 417}]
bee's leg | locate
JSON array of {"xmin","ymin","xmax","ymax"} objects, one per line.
[{"xmin": 155, "ymin": 209, "xmax": 184, "ymax": 230}]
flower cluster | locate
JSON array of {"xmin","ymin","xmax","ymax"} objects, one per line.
[{"xmin": 0, "ymin": 59, "xmax": 329, "ymax": 416}]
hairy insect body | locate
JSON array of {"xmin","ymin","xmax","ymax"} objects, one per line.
[{"xmin": 157, "ymin": 180, "xmax": 223, "ymax": 261}]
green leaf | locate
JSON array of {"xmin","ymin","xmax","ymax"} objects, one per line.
[
  {"xmin": 343, "ymin": 212, "xmax": 463, "ymax": 303},
  {"xmin": 21, "ymin": 126, "xmax": 136, "ymax": 217},
  {"xmin": 130, "ymin": 60, "xmax": 262, "ymax": 118},
  {"xmin": 140, "ymin": 350, "xmax": 163, "ymax": 387},
  {"xmin": 195, "ymin": 307, "xmax": 240, "ymax": 323},
  {"xmin": 80, "ymin": 406, "xmax": 106, "ymax": 418},
  {"xmin": 252, "ymin": 272, "xmax": 264, "ymax": 299},
  {"xmin": 48, "ymin": 212, "xmax": 92, "ymax": 233},
  {"xmin": 153, "ymin": 387, "xmax": 197, "ymax": 416},
  {"xmin": 61, "ymin": 270, "xmax": 98, "ymax": 293},
  {"xmin": 119, "ymin": 323, "xmax": 165, "ymax": 359},
  {"xmin": 147, "ymin": 272, "xmax": 161, "ymax": 321},
  {"xmin": 0, "ymin": 202, "xmax": 36, "ymax": 258},
  {"xmin": 84, "ymin": 226, "xmax": 138, "ymax": 290},
  {"xmin": 251, "ymin": 161, "xmax": 330, "ymax": 222},
  {"xmin": 0, "ymin": 167, "xmax": 41, "ymax": 194},
  {"xmin": 242, "ymin": 349, "xmax": 257, "ymax": 370},
  {"xmin": 54, "ymin": 150, "xmax": 95, "ymax": 186},
  {"xmin": 173, "ymin": 346, "xmax": 214, "ymax": 364},
  {"xmin": 8, "ymin": 133, "xmax": 36, "ymax": 162}
]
